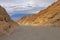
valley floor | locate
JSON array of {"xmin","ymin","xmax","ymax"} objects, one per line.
[{"xmin": 0, "ymin": 26, "xmax": 60, "ymax": 40}]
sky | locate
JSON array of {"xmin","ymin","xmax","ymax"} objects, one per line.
[{"xmin": 0, "ymin": 0, "xmax": 57, "ymax": 20}]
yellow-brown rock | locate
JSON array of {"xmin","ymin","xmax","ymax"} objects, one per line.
[
  {"xmin": 0, "ymin": 6, "xmax": 19, "ymax": 36},
  {"xmin": 18, "ymin": 0, "xmax": 60, "ymax": 26}
]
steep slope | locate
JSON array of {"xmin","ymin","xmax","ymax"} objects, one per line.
[
  {"xmin": 18, "ymin": 0, "xmax": 60, "ymax": 26},
  {"xmin": 0, "ymin": 6, "xmax": 19, "ymax": 36},
  {"xmin": 18, "ymin": 14, "xmax": 36, "ymax": 25}
]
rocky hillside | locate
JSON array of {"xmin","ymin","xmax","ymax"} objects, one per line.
[
  {"xmin": 18, "ymin": 0, "xmax": 60, "ymax": 26},
  {"xmin": 0, "ymin": 6, "xmax": 19, "ymax": 36}
]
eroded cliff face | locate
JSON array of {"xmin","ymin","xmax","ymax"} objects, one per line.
[
  {"xmin": 18, "ymin": 0, "xmax": 60, "ymax": 26},
  {"xmin": 0, "ymin": 6, "xmax": 19, "ymax": 36}
]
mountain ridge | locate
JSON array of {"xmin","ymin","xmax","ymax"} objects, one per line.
[
  {"xmin": 0, "ymin": 6, "xmax": 19, "ymax": 36},
  {"xmin": 18, "ymin": 0, "xmax": 60, "ymax": 26}
]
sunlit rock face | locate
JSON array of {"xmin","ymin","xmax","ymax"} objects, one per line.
[
  {"xmin": 0, "ymin": 6, "xmax": 19, "ymax": 36},
  {"xmin": 18, "ymin": 0, "xmax": 60, "ymax": 26}
]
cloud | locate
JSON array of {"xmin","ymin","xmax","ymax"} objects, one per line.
[
  {"xmin": 0, "ymin": 0, "xmax": 57, "ymax": 7},
  {"xmin": 0, "ymin": 0, "xmax": 57, "ymax": 15}
]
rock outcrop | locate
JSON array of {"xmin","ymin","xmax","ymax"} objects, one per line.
[
  {"xmin": 18, "ymin": 0, "xmax": 60, "ymax": 26},
  {"xmin": 0, "ymin": 6, "xmax": 19, "ymax": 36}
]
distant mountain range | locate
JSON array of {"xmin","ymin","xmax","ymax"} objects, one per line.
[
  {"xmin": 10, "ymin": 7, "xmax": 45, "ymax": 20},
  {"xmin": 11, "ymin": 14, "xmax": 29, "ymax": 20}
]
